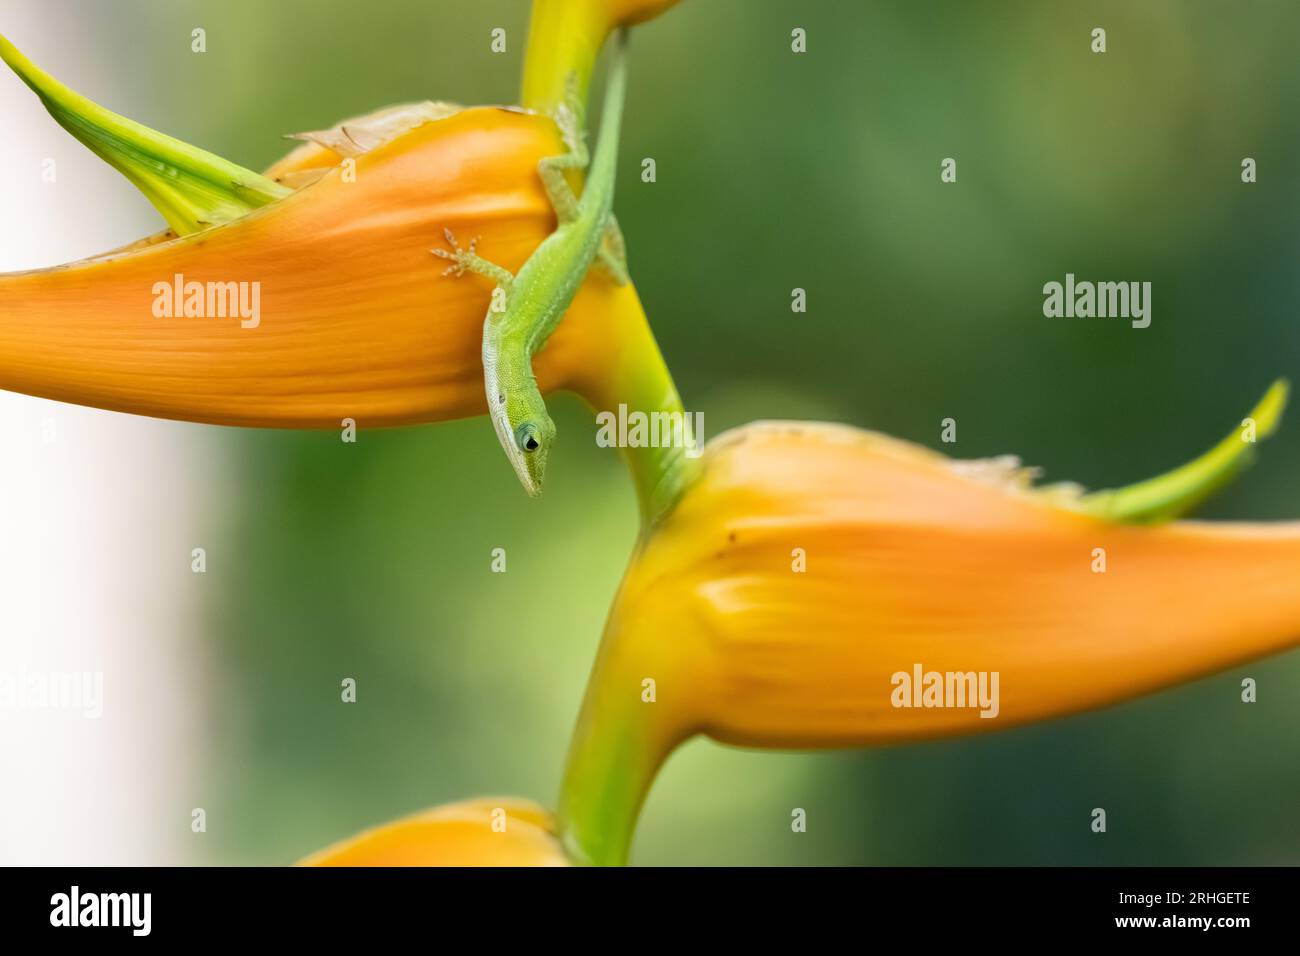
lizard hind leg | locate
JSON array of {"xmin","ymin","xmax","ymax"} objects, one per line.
[
  {"xmin": 596, "ymin": 216, "xmax": 630, "ymax": 285},
  {"xmin": 537, "ymin": 74, "xmax": 589, "ymax": 225}
]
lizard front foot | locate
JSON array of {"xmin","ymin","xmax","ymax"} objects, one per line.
[
  {"xmin": 431, "ymin": 228, "xmax": 516, "ymax": 289},
  {"xmin": 431, "ymin": 227, "xmax": 482, "ymax": 278}
]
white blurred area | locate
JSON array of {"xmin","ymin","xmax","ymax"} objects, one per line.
[{"xmin": 0, "ymin": 9, "xmax": 215, "ymax": 864}]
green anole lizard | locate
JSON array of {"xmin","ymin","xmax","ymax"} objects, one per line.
[{"xmin": 434, "ymin": 29, "xmax": 630, "ymax": 497}]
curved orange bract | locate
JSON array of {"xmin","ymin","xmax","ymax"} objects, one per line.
[
  {"xmin": 619, "ymin": 422, "xmax": 1300, "ymax": 744},
  {"xmin": 0, "ymin": 107, "xmax": 641, "ymax": 428},
  {"xmin": 559, "ymin": 420, "xmax": 1300, "ymax": 863}
]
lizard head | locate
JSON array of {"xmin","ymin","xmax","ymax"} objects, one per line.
[
  {"xmin": 510, "ymin": 412, "xmax": 557, "ymax": 497},
  {"xmin": 486, "ymin": 376, "xmax": 556, "ymax": 498},
  {"xmin": 482, "ymin": 321, "xmax": 559, "ymax": 497}
]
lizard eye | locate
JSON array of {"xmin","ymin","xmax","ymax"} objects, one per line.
[{"xmin": 517, "ymin": 423, "xmax": 541, "ymax": 453}]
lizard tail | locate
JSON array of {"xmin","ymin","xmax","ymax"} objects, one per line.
[{"xmin": 587, "ymin": 28, "xmax": 629, "ymax": 203}]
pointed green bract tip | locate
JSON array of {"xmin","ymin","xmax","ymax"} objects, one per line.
[
  {"xmin": 1074, "ymin": 378, "xmax": 1289, "ymax": 524},
  {"xmin": 0, "ymin": 32, "xmax": 290, "ymax": 235},
  {"xmin": 1250, "ymin": 377, "xmax": 1288, "ymax": 438}
]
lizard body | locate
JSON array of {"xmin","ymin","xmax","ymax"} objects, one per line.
[{"xmin": 435, "ymin": 29, "xmax": 630, "ymax": 496}]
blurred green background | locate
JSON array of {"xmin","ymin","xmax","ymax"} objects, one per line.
[{"xmin": 40, "ymin": 0, "xmax": 1300, "ymax": 863}]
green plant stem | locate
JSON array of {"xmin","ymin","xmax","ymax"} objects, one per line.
[
  {"xmin": 521, "ymin": 0, "xmax": 610, "ymax": 124},
  {"xmin": 580, "ymin": 301, "xmax": 700, "ymax": 525},
  {"xmin": 556, "ymin": 600, "xmax": 686, "ymax": 866},
  {"xmin": 523, "ymin": 0, "xmax": 696, "ymax": 862},
  {"xmin": 556, "ymin": 675, "xmax": 657, "ymax": 865}
]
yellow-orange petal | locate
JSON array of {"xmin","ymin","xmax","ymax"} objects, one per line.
[
  {"xmin": 299, "ymin": 798, "xmax": 572, "ymax": 867},
  {"xmin": 0, "ymin": 107, "xmax": 644, "ymax": 428},
  {"xmin": 559, "ymin": 421, "xmax": 1300, "ymax": 863}
]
